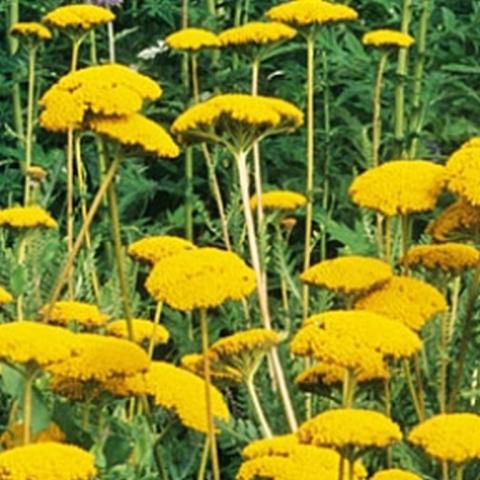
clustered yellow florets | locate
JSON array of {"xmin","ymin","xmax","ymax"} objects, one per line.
[
  {"xmin": 250, "ymin": 190, "xmax": 307, "ymax": 212},
  {"xmin": 165, "ymin": 27, "xmax": 220, "ymax": 51},
  {"xmin": 39, "ymin": 301, "xmax": 108, "ymax": 328},
  {"xmin": 0, "ymin": 206, "xmax": 57, "ymax": 229},
  {"xmin": 0, "ymin": 422, "xmax": 65, "ymax": 450},
  {"xmin": 128, "ymin": 235, "xmax": 196, "ymax": 264},
  {"xmin": 371, "ymin": 469, "xmax": 422, "ymax": 480},
  {"xmin": 10, "ymin": 22, "xmax": 52, "ymax": 41},
  {"xmin": 106, "ymin": 319, "xmax": 170, "ymax": 345},
  {"xmin": 219, "ymin": 22, "xmax": 296, "ymax": 47},
  {"xmin": 362, "ymin": 29, "xmax": 415, "ymax": 49},
  {"xmin": 0, "ymin": 286, "xmax": 13, "ymax": 305},
  {"xmin": 446, "ymin": 147, "xmax": 480, "ymax": 206},
  {"xmin": 43, "ymin": 5, "xmax": 115, "ymax": 31}
]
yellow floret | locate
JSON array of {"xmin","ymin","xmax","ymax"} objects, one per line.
[
  {"xmin": 362, "ymin": 29, "xmax": 415, "ymax": 49},
  {"xmin": 446, "ymin": 147, "xmax": 480, "ymax": 206},
  {"xmin": 250, "ymin": 190, "xmax": 307, "ymax": 212},
  {"xmin": 0, "ymin": 206, "xmax": 56, "ymax": 229},
  {"xmin": 0, "ymin": 286, "xmax": 13, "ymax": 305},
  {"xmin": 165, "ymin": 27, "xmax": 220, "ymax": 51},
  {"xmin": 128, "ymin": 235, "xmax": 196, "ymax": 264},
  {"xmin": 106, "ymin": 319, "xmax": 169, "ymax": 345},
  {"xmin": 10, "ymin": 22, "xmax": 52, "ymax": 41},
  {"xmin": 43, "ymin": 5, "xmax": 115, "ymax": 31},
  {"xmin": 0, "ymin": 422, "xmax": 65, "ymax": 450},
  {"xmin": 219, "ymin": 22, "xmax": 296, "ymax": 47},
  {"xmin": 460, "ymin": 137, "xmax": 480, "ymax": 149},
  {"xmin": 371, "ymin": 469, "xmax": 422, "ymax": 480},
  {"xmin": 39, "ymin": 301, "xmax": 108, "ymax": 328}
]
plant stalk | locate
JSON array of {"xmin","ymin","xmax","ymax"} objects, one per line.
[
  {"xmin": 403, "ymin": 359, "xmax": 425, "ymax": 421},
  {"xmin": 246, "ymin": 376, "xmax": 273, "ymax": 438},
  {"xmin": 148, "ymin": 302, "xmax": 163, "ymax": 359},
  {"xmin": 23, "ymin": 365, "xmax": 35, "ymax": 445},
  {"xmin": 197, "ymin": 436, "xmax": 209, "ymax": 480},
  {"xmin": 372, "ymin": 52, "xmax": 389, "ymax": 168}
]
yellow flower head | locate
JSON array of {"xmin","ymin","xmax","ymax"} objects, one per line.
[
  {"xmin": 242, "ymin": 434, "xmax": 298, "ymax": 459},
  {"xmin": 0, "ymin": 206, "xmax": 57, "ymax": 229},
  {"xmin": 266, "ymin": 1, "xmax": 358, "ymax": 28},
  {"xmin": 403, "ymin": 243, "xmax": 480, "ymax": 274},
  {"xmin": 219, "ymin": 22, "xmax": 296, "ymax": 48},
  {"xmin": 145, "ymin": 247, "xmax": 256, "ymax": 311},
  {"xmin": 349, "ymin": 160, "xmax": 447, "ymax": 216},
  {"xmin": 0, "ymin": 442, "xmax": 96, "ymax": 480},
  {"xmin": 355, "ymin": 276, "xmax": 447, "ymax": 331},
  {"xmin": 27, "ymin": 166, "xmax": 48, "ymax": 182},
  {"xmin": 427, "ymin": 198, "xmax": 480, "ymax": 242},
  {"xmin": 362, "ymin": 29, "xmax": 414, "ymax": 49},
  {"xmin": 409, "ymin": 413, "xmax": 480, "ymax": 464},
  {"xmin": 250, "ymin": 190, "xmax": 307, "ymax": 212},
  {"xmin": 106, "ymin": 319, "xmax": 170, "ymax": 346},
  {"xmin": 46, "ymin": 333, "xmax": 149, "ymax": 382},
  {"xmin": 0, "ymin": 322, "xmax": 78, "ymax": 368},
  {"xmin": 300, "ymin": 255, "xmax": 392, "ymax": 296},
  {"xmin": 39, "ymin": 301, "xmax": 108, "ymax": 328},
  {"xmin": 165, "ymin": 28, "xmax": 220, "ymax": 52},
  {"xmin": 298, "ymin": 408, "xmax": 402, "ymax": 450},
  {"xmin": 40, "ymin": 64, "xmax": 161, "ymax": 132},
  {"xmin": 460, "ymin": 137, "xmax": 480, "ymax": 149},
  {"xmin": 181, "ymin": 353, "xmax": 243, "ymax": 384},
  {"xmin": 0, "ymin": 422, "xmax": 65, "ymax": 450},
  {"xmin": 10, "ymin": 22, "xmax": 52, "ymax": 41},
  {"xmin": 128, "ymin": 235, "xmax": 196, "ymax": 265},
  {"xmin": 109, "ymin": 361, "xmax": 230, "ymax": 433},
  {"xmin": 89, "ymin": 114, "xmax": 180, "ymax": 158},
  {"xmin": 43, "ymin": 5, "xmax": 114, "ymax": 31},
  {"xmin": 371, "ymin": 470, "xmax": 422, "ymax": 480},
  {"xmin": 446, "ymin": 147, "xmax": 480, "ymax": 206},
  {"xmin": 171, "ymin": 94, "xmax": 303, "ymax": 150},
  {"xmin": 0, "ymin": 286, "xmax": 13, "ymax": 305}
]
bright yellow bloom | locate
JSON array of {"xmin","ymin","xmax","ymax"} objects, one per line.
[
  {"xmin": 355, "ymin": 276, "xmax": 447, "ymax": 331},
  {"xmin": 0, "ymin": 286, "xmax": 13, "ymax": 305},
  {"xmin": 266, "ymin": 1, "xmax": 358, "ymax": 28},
  {"xmin": 0, "ymin": 322, "xmax": 78, "ymax": 368},
  {"xmin": 371, "ymin": 470, "xmax": 422, "ymax": 480},
  {"xmin": 250, "ymin": 190, "xmax": 307, "ymax": 212},
  {"xmin": 109, "ymin": 361, "xmax": 230, "ymax": 434},
  {"xmin": 409, "ymin": 413, "xmax": 480, "ymax": 464},
  {"xmin": 165, "ymin": 28, "xmax": 220, "ymax": 51},
  {"xmin": 128, "ymin": 235, "xmax": 196, "ymax": 265},
  {"xmin": 46, "ymin": 333, "xmax": 149, "ymax": 382},
  {"xmin": 181, "ymin": 353, "xmax": 243, "ymax": 384},
  {"xmin": 219, "ymin": 22, "xmax": 296, "ymax": 47},
  {"xmin": 300, "ymin": 255, "xmax": 392, "ymax": 296},
  {"xmin": 242, "ymin": 434, "xmax": 299, "ymax": 459},
  {"xmin": 403, "ymin": 243, "xmax": 480, "ymax": 274},
  {"xmin": 39, "ymin": 301, "xmax": 108, "ymax": 328},
  {"xmin": 298, "ymin": 408, "xmax": 402, "ymax": 450},
  {"xmin": 349, "ymin": 160, "xmax": 447, "ymax": 216},
  {"xmin": 106, "ymin": 319, "xmax": 169, "ymax": 345},
  {"xmin": 0, "ymin": 422, "xmax": 65, "ymax": 449},
  {"xmin": 27, "ymin": 166, "xmax": 48, "ymax": 182},
  {"xmin": 10, "ymin": 22, "xmax": 52, "ymax": 41},
  {"xmin": 89, "ymin": 114, "xmax": 180, "ymax": 158},
  {"xmin": 0, "ymin": 206, "xmax": 56, "ymax": 229},
  {"xmin": 460, "ymin": 137, "xmax": 480, "ymax": 149},
  {"xmin": 446, "ymin": 147, "xmax": 480, "ymax": 206},
  {"xmin": 43, "ymin": 5, "xmax": 114, "ymax": 31},
  {"xmin": 362, "ymin": 29, "xmax": 414, "ymax": 49},
  {"xmin": 145, "ymin": 247, "xmax": 256, "ymax": 311},
  {"xmin": 0, "ymin": 442, "xmax": 96, "ymax": 479}
]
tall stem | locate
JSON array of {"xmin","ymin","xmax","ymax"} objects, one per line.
[
  {"xmin": 23, "ymin": 365, "xmax": 35, "ymax": 445},
  {"xmin": 455, "ymin": 464, "xmax": 464, "ymax": 480},
  {"xmin": 148, "ymin": 302, "xmax": 163, "ymax": 359},
  {"xmin": 66, "ymin": 128, "xmax": 75, "ymax": 298},
  {"xmin": 401, "ymin": 214, "xmax": 410, "ymax": 257},
  {"xmin": 342, "ymin": 368, "xmax": 356, "ymax": 408},
  {"xmin": 403, "ymin": 359, "xmax": 425, "ymax": 421},
  {"xmin": 246, "ymin": 376, "xmax": 273, "ymax": 438},
  {"xmin": 372, "ymin": 52, "xmax": 389, "ymax": 168},
  {"xmin": 199, "ymin": 308, "xmax": 220, "ymax": 480},
  {"xmin": 439, "ymin": 307, "xmax": 450, "ymax": 413},
  {"xmin": 197, "ymin": 436, "xmax": 209, "ymax": 480},
  {"xmin": 107, "ymin": 21, "xmax": 115, "ymax": 63}
]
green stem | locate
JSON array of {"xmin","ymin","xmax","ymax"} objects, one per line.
[
  {"xmin": 246, "ymin": 376, "xmax": 273, "ymax": 438},
  {"xmin": 403, "ymin": 358, "xmax": 425, "ymax": 421},
  {"xmin": 384, "ymin": 378, "xmax": 393, "ymax": 467},
  {"xmin": 342, "ymin": 368, "xmax": 356, "ymax": 408},
  {"xmin": 401, "ymin": 214, "xmax": 410, "ymax": 258},
  {"xmin": 66, "ymin": 128, "xmax": 75, "ymax": 299},
  {"xmin": 71, "ymin": 38, "xmax": 81, "ymax": 72},
  {"xmin": 455, "ymin": 464, "xmax": 464, "ymax": 480},
  {"xmin": 89, "ymin": 30, "xmax": 98, "ymax": 65},
  {"xmin": 23, "ymin": 365, "xmax": 35, "ymax": 445},
  {"xmin": 148, "ymin": 302, "xmax": 163, "ymax": 359},
  {"xmin": 372, "ymin": 52, "xmax": 389, "ymax": 168},
  {"xmin": 439, "ymin": 308, "xmax": 450, "ymax": 413},
  {"xmin": 107, "ymin": 21, "xmax": 115, "ymax": 63},
  {"xmin": 185, "ymin": 147, "xmax": 194, "ymax": 241},
  {"xmin": 337, "ymin": 454, "xmax": 345, "ymax": 480},
  {"xmin": 197, "ymin": 436, "xmax": 209, "ymax": 480},
  {"xmin": 441, "ymin": 461, "xmax": 449, "ymax": 480}
]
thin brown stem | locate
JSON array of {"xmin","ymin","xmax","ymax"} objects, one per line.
[
  {"xmin": 148, "ymin": 302, "xmax": 163, "ymax": 359},
  {"xmin": 372, "ymin": 52, "xmax": 389, "ymax": 168},
  {"xmin": 403, "ymin": 358, "xmax": 425, "ymax": 421},
  {"xmin": 24, "ymin": 47, "xmax": 37, "ymax": 205},
  {"xmin": 246, "ymin": 376, "xmax": 273, "ymax": 438}
]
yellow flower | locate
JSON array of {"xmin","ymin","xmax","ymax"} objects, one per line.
[
  {"xmin": 46, "ymin": 333, "xmax": 149, "ymax": 382},
  {"xmin": 165, "ymin": 28, "xmax": 220, "ymax": 52},
  {"xmin": 89, "ymin": 114, "xmax": 180, "ymax": 158},
  {"xmin": 108, "ymin": 361, "xmax": 230, "ymax": 434},
  {"xmin": 0, "ymin": 322, "xmax": 78, "ymax": 368},
  {"xmin": 145, "ymin": 247, "xmax": 256, "ymax": 311},
  {"xmin": 460, "ymin": 137, "xmax": 480, "ymax": 149},
  {"xmin": 362, "ymin": 29, "xmax": 414, "ymax": 49},
  {"xmin": 242, "ymin": 434, "xmax": 299, "ymax": 459},
  {"xmin": 10, "ymin": 22, "xmax": 52, "ymax": 41},
  {"xmin": 0, "ymin": 422, "xmax": 65, "ymax": 449},
  {"xmin": 408, "ymin": 413, "xmax": 480, "ymax": 464},
  {"xmin": 0, "ymin": 206, "xmax": 56, "ymax": 229},
  {"xmin": 181, "ymin": 353, "xmax": 243, "ymax": 384},
  {"xmin": 219, "ymin": 22, "xmax": 296, "ymax": 47},
  {"xmin": 27, "ymin": 166, "xmax": 48, "ymax": 182},
  {"xmin": 349, "ymin": 160, "xmax": 447, "ymax": 216},
  {"xmin": 0, "ymin": 442, "xmax": 96, "ymax": 480},
  {"xmin": 355, "ymin": 276, "xmax": 447, "ymax": 331},
  {"xmin": 300, "ymin": 255, "xmax": 392, "ymax": 296},
  {"xmin": 39, "ymin": 301, "xmax": 108, "ymax": 328},
  {"xmin": 371, "ymin": 470, "xmax": 422, "ymax": 480},
  {"xmin": 43, "ymin": 5, "xmax": 115, "ymax": 31},
  {"xmin": 298, "ymin": 408, "xmax": 402, "ymax": 450},
  {"xmin": 266, "ymin": 1, "xmax": 358, "ymax": 28},
  {"xmin": 0, "ymin": 286, "xmax": 13, "ymax": 305},
  {"xmin": 427, "ymin": 198, "xmax": 480, "ymax": 242},
  {"xmin": 403, "ymin": 243, "xmax": 480, "ymax": 274},
  {"xmin": 446, "ymin": 147, "xmax": 480, "ymax": 206},
  {"xmin": 128, "ymin": 235, "xmax": 196, "ymax": 265},
  {"xmin": 106, "ymin": 319, "xmax": 169, "ymax": 345},
  {"xmin": 250, "ymin": 190, "xmax": 307, "ymax": 212}
]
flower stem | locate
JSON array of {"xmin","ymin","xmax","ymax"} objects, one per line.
[
  {"xmin": 246, "ymin": 375, "xmax": 273, "ymax": 438},
  {"xmin": 148, "ymin": 302, "xmax": 163, "ymax": 359},
  {"xmin": 455, "ymin": 464, "xmax": 464, "ymax": 480},
  {"xmin": 439, "ymin": 308, "xmax": 450, "ymax": 413},
  {"xmin": 342, "ymin": 368, "xmax": 356, "ymax": 408},
  {"xmin": 197, "ymin": 436, "xmax": 209, "ymax": 480},
  {"xmin": 372, "ymin": 52, "xmax": 389, "ymax": 168},
  {"xmin": 403, "ymin": 358, "xmax": 425, "ymax": 421},
  {"xmin": 23, "ymin": 364, "xmax": 35, "ymax": 445}
]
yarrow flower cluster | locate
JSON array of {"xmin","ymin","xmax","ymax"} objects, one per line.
[
  {"xmin": 0, "ymin": 286, "xmax": 13, "ymax": 305},
  {"xmin": 43, "ymin": 4, "xmax": 115, "ymax": 31},
  {"xmin": 249, "ymin": 190, "xmax": 307, "ymax": 212},
  {"xmin": 39, "ymin": 301, "xmax": 108, "ymax": 328},
  {"xmin": 10, "ymin": 22, "xmax": 52, "ymax": 41},
  {"xmin": 106, "ymin": 318, "xmax": 170, "ymax": 345},
  {"xmin": 362, "ymin": 29, "xmax": 415, "ymax": 49},
  {"xmin": 371, "ymin": 469, "xmax": 422, "ymax": 480},
  {"xmin": 0, "ymin": 206, "xmax": 57, "ymax": 229},
  {"xmin": 165, "ymin": 28, "xmax": 220, "ymax": 52},
  {"xmin": 446, "ymin": 147, "xmax": 480, "ymax": 206},
  {"xmin": 128, "ymin": 235, "xmax": 196, "ymax": 265},
  {"xmin": 219, "ymin": 22, "xmax": 296, "ymax": 48}
]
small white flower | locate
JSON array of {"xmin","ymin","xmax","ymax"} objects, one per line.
[{"xmin": 137, "ymin": 40, "xmax": 169, "ymax": 60}]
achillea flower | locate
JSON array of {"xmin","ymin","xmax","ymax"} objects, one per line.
[
  {"xmin": 266, "ymin": 1, "xmax": 358, "ymax": 28},
  {"xmin": 145, "ymin": 247, "xmax": 256, "ymax": 311},
  {"xmin": 106, "ymin": 318, "xmax": 169, "ymax": 345},
  {"xmin": 219, "ymin": 22, "xmax": 296, "ymax": 47},
  {"xmin": 249, "ymin": 190, "xmax": 307, "ymax": 212},
  {"xmin": 165, "ymin": 28, "xmax": 220, "ymax": 52},
  {"xmin": 43, "ymin": 5, "xmax": 114, "ymax": 31},
  {"xmin": 181, "ymin": 353, "xmax": 243, "ymax": 384},
  {"xmin": 408, "ymin": 413, "xmax": 480, "ymax": 464},
  {"xmin": 349, "ymin": 160, "xmax": 447, "ymax": 216},
  {"xmin": 362, "ymin": 29, "xmax": 414, "ymax": 49},
  {"xmin": 446, "ymin": 147, "xmax": 480, "ymax": 205},
  {"xmin": 427, "ymin": 198, "xmax": 480, "ymax": 242},
  {"xmin": 371, "ymin": 470, "xmax": 422, "ymax": 480},
  {"xmin": 300, "ymin": 256, "xmax": 392, "ymax": 296},
  {"xmin": 27, "ymin": 166, "xmax": 48, "ymax": 182},
  {"xmin": 355, "ymin": 276, "xmax": 447, "ymax": 331},
  {"xmin": 127, "ymin": 235, "xmax": 196, "ymax": 265},
  {"xmin": 39, "ymin": 301, "xmax": 108, "ymax": 328},
  {"xmin": 0, "ymin": 422, "xmax": 65, "ymax": 449},
  {"xmin": 108, "ymin": 361, "xmax": 230, "ymax": 433},
  {"xmin": 298, "ymin": 408, "xmax": 402, "ymax": 450},
  {"xmin": 403, "ymin": 243, "xmax": 480, "ymax": 274},
  {"xmin": 0, "ymin": 206, "xmax": 56, "ymax": 229},
  {"xmin": 89, "ymin": 114, "xmax": 180, "ymax": 158},
  {"xmin": 460, "ymin": 137, "xmax": 480, "ymax": 149},
  {"xmin": 0, "ymin": 322, "xmax": 78, "ymax": 368},
  {"xmin": 0, "ymin": 286, "xmax": 13, "ymax": 305},
  {"xmin": 10, "ymin": 22, "xmax": 52, "ymax": 41},
  {"xmin": 242, "ymin": 434, "xmax": 299, "ymax": 459}
]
